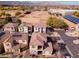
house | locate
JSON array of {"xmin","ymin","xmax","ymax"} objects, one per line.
[
  {"xmin": 76, "ymin": 24, "xmax": 79, "ymax": 31},
  {"xmin": 3, "ymin": 23, "xmax": 18, "ymax": 32},
  {"xmin": 3, "ymin": 32, "xmax": 28, "ymax": 54},
  {"xmin": 0, "ymin": 31, "xmax": 11, "ymax": 53},
  {"xmin": 29, "ymin": 33, "xmax": 53, "ymax": 57},
  {"xmin": 12, "ymin": 32, "xmax": 28, "ymax": 45},
  {"xmin": 18, "ymin": 22, "xmax": 33, "ymax": 33},
  {"xmin": 34, "ymin": 23, "xmax": 47, "ymax": 33},
  {"xmin": 0, "ymin": 31, "xmax": 13, "ymax": 53},
  {"xmin": 48, "ymin": 9, "xmax": 77, "ymax": 16}
]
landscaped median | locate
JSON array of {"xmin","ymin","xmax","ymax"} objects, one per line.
[{"xmin": 65, "ymin": 31, "xmax": 79, "ymax": 37}]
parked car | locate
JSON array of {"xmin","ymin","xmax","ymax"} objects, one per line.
[{"xmin": 64, "ymin": 53, "xmax": 71, "ymax": 58}]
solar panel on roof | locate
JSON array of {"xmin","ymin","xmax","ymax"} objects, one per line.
[{"xmin": 64, "ymin": 15, "xmax": 79, "ymax": 24}]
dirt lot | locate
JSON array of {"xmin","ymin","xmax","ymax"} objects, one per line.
[{"xmin": 19, "ymin": 11, "xmax": 51, "ymax": 25}]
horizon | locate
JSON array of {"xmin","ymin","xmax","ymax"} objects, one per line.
[{"xmin": 0, "ymin": 1, "xmax": 79, "ymax": 5}]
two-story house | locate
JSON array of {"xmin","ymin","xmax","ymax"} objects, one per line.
[
  {"xmin": 12, "ymin": 32, "xmax": 28, "ymax": 46},
  {"xmin": 3, "ymin": 32, "xmax": 28, "ymax": 55},
  {"xmin": 0, "ymin": 31, "xmax": 12, "ymax": 53},
  {"xmin": 3, "ymin": 23, "xmax": 18, "ymax": 33},
  {"xmin": 18, "ymin": 22, "xmax": 33, "ymax": 33},
  {"xmin": 29, "ymin": 33, "xmax": 53, "ymax": 57},
  {"xmin": 34, "ymin": 23, "xmax": 47, "ymax": 33}
]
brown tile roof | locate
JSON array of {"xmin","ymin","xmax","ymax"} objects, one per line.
[
  {"xmin": 3, "ymin": 23, "xmax": 18, "ymax": 28},
  {"xmin": 12, "ymin": 32, "xmax": 28, "ymax": 41},
  {"xmin": 30, "ymin": 32, "xmax": 54, "ymax": 53},
  {"xmin": 34, "ymin": 23, "xmax": 46, "ymax": 28},
  {"xmin": 0, "ymin": 31, "xmax": 12, "ymax": 43},
  {"xmin": 19, "ymin": 22, "xmax": 32, "ymax": 27},
  {"xmin": 30, "ymin": 32, "xmax": 47, "ymax": 45}
]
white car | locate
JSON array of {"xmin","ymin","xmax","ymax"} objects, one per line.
[{"xmin": 64, "ymin": 56, "xmax": 71, "ymax": 58}]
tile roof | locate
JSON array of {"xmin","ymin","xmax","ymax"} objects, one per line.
[
  {"xmin": 30, "ymin": 33, "xmax": 47, "ymax": 45},
  {"xmin": 3, "ymin": 23, "xmax": 18, "ymax": 28},
  {"xmin": 34, "ymin": 23, "xmax": 46, "ymax": 28},
  {"xmin": 19, "ymin": 22, "xmax": 32, "ymax": 27},
  {"xmin": 0, "ymin": 31, "xmax": 11, "ymax": 42},
  {"xmin": 12, "ymin": 32, "xmax": 28, "ymax": 41}
]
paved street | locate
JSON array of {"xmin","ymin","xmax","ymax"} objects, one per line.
[{"xmin": 55, "ymin": 29, "xmax": 79, "ymax": 58}]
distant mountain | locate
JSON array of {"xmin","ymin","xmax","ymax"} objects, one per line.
[
  {"xmin": 31, "ymin": 1, "xmax": 63, "ymax": 6},
  {"xmin": 0, "ymin": 1, "xmax": 34, "ymax": 6},
  {"xmin": 0, "ymin": 1, "xmax": 65, "ymax": 6},
  {"xmin": 0, "ymin": 1, "xmax": 79, "ymax": 7}
]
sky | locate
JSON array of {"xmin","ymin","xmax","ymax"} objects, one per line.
[
  {"xmin": 32, "ymin": 1, "xmax": 79, "ymax": 5},
  {"xmin": 0, "ymin": 0, "xmax": 79, "ymax": 5},
  {"xmin": 58, "ymin": 1, "xmax": 79, "ymax": 5}
]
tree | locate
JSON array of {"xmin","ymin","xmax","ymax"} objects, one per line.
[
  {"xmin": 47, "ymin": 17, "xmax": 68, "ymax": 29},
  {"xmin": 15, "ymin": 12, "xmax": 21, "ymax": 16},
  {"xmin": 5, "ymin": 16, "xmax": 12, "ymax": 22},
  {"xmin": 73, "ymin": 11, "xmax": 79, "ymax": 17},
  {"xmin": 0, "ymin": 19, "xmax": 8, "ymax": 27},
  {"xmin": 0, "ymin": 11, "xmax": 6, "ymax": 16},
  {"xmin": 16, "ymin": 19, "xmax": 21, "ymax": 25},
  {"xmin": 5, "ymin": 13, "xmax": 11, "ymax": 17},
  {"xmin": 0, "ymin": 42, "xmax": 5, "ymax": 54}
]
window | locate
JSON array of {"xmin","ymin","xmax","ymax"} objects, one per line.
[
  {"xmin": 37, "ymin": 51, "xmax": 42, "ymax": 55},
  {"xmin": 38, "ymin": 45, "xmax": 42, "ymax": 49},
  {"xmin": 32, "ymin": 50, "xmax": 37, "ymax": 54},
  {"xmin": 20, "ymin": 27, "xmax": 24, "ymax": 31},
  {"xmin": 35, "ymin": 27, "xmax": 38, "ymax": 31},
  {"xmin": 28, "ymin": 27, "xmax": 31, "ymax": 30},
  {"xmin": 38, "ymin": 28, "xmax": 40, "ymax": 32},
  {"xmin": 49, "ymin": 51, "xmax": 52, "ymax": 54},
  {"xmin": 43, "ymin": 51, "xmax": 52, "ymax": 55},
  {"xmin": 20, "ymin": 27, "xmax": 22, "ymax": 30},
  {"xmin": 41, "ymin": 28, "xmax": 43, "ymax": 33}
]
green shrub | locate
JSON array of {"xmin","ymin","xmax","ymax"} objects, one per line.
[
  {"xmin": 15, "ymin": 12, "xmax": 21, "ymax": 16},
  {"xmin": 47, "ymin": 17, "xmax": 68, "ymax": 29}
]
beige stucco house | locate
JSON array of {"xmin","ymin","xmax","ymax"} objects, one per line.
[
  {"xmin": 18, "ymin": 22, "xmax": 32, "ymax": 33},
  {"xmin": 29, "ymin": 33, "xmax": 53, "ymax": 57},
  {"xmin": 34, "ymin": 23, "xmax": 46, "ymax": 33},
  {"xmin": 3, "ymin": 32, "xmax": 28, "ymax": 54},
  {"xmin": 3, "ymin": 23, "xmax": 18, "ymax": 33}
]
